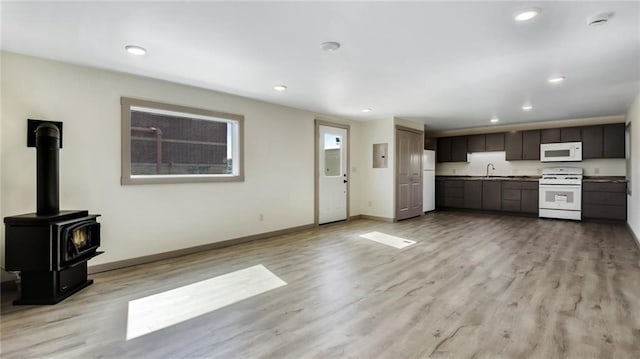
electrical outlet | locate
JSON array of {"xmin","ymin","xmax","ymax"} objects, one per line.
[
  {"xmin": 452, "ymin": 169, "xmax": 457, "ymax": 174},
  {"xmin": 368, "ymin": 201, "xmax": 372, "ymax": 207},
  {"xmin": 594, "ymin": 168, "xmax": 600, "ymax": 174},
  {"xmin": 259, "ymin": 214, "xmax": 264, "ymax": 221}
]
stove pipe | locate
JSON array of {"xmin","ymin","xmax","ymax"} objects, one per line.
[{"xmin": 35, "ymin": 123, "xmax": 60, "ymax": 215}]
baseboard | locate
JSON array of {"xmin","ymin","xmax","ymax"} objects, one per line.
[
  {"xmin": 357, "ymin": 214, "xmax": 395, "ymax": 223},
  {"xmin": 627, "ymin": 223, "xmax": 640, "ymax": 250},
  {"xmin": 88, "ymin": 223, "xmax": 315, "ymax": 274}
]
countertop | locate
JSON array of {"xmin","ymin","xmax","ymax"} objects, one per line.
[
  {"xmin": 436, "ymin": 176, "xmax": 540, "ymax": 182},
  {"xmin": 582, "ymin": 176, "xmax": 627, "ymax": 183},
  {"xmin": 436, "ymin": 175, "xmax": 627, "ymax": 183}
]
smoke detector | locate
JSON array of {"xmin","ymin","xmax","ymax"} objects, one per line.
[
  {"xmin": 588, "ymin": 12, "xmax": 615, "ymax": 26},
  {"xmin": 320, "ymin": 41, "xmax": 341, "ymax": 52}
]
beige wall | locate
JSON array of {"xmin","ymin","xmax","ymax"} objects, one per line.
[
  {"xmin": 354, "ymin": 118, "xmax": 395, "ymax": 219},
  {"xmin": 626, "ymin": 93, "xmax": 640, "ymax": 244},
  {"xmin": 0, "ymin": 52, "xmax": 358, "ymax": 270}
]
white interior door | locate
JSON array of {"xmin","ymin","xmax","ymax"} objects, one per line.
[{"xmin": 319, "ymin": 125, "xmax": 348, "ymax": 224}]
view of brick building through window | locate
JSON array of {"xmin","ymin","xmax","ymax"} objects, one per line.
[{"xmin": 130, "ymin": 111, "xmax": 231, "ymax": 175}]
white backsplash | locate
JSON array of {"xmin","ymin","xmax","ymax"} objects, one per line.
[{"xmin": 435, "ymin": 151, "xmax": 626, "ymax": 177}]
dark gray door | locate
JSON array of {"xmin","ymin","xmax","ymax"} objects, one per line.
[{"xmin": 396, "ymin": 128, "xmax": 423, "ymax": 220}]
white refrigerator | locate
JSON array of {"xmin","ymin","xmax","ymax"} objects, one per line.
[{"xmin": 423, "ymin": 150, "xmax": 436, "ymax": 212}]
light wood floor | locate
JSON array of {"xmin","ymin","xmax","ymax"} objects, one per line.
[{"xmin": 2, "ymin": 212, "xmax": 640, "ymax": 358}]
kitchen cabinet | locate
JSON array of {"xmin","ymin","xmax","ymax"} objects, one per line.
[
  {"xmin": 435, "ymin": 122, "xmax": 625, "ymax": 162},
  {"xmin": 581, "ymin": 126, "xmax": 603, "ymax": 159},
  {"xmin": 424, "ymin": 136, "xmax": 436, "ymax": 151},
  {"xmin": 522, "ymin": 130, "xmax": 541, "ymax": 160},
  {"xmin": 521, "ymin": 187, "xmax": 539, "ymax": 214},
  {"xmin": 463, "ymin": 181, "xmax": 482, "ymax": 209},
  {"xmin": 467, "ymin": 135, "xmax": 486, "ymax": 153},
  {"xmin": 502, "ymin": 181, "xmax": 538, "ymax": 213},
  {"xmin": 435, "ymin": 180, "xmax": 444, "ymax": 208},
  {"xmin": 451, "ymin": 136, "xmax": 468, "ymax": 162},
  {"xmin": 502, "ymin": 181, "xmax": 521, "ymax": 212},
  {"xmin": 437, "ymin": 137, "xmax": 467, "ymax": 162},
  {"xmin": 482, "ymin": 181, "xmax": 502, "ymax": 210},
  {"xmin": 603, "ymin": 123, "xmax": 625, "ymax": 158},
  {"xmin": 505, "ymin": 132, "xmax": 522, "ymax": 161},
  {"xmin": 582, "ymin": 182, "xmax": 627, "ymax": 220},
  {"xmin": 561, "ymin": 127, "xmax": 581, "ymax": 142},
  {"xmin": 541, "ymin": 128, "xmax": 560, "ymax": 144},
  {"xmin": 443, "ymin": 180, "xmax": 464, "ymax": 208},
  {"xmin": 485, "ymin": 133, "xmax": 505, "ymax": 151},
  {"xmin": 437, "ymin": 137, "xmax": 452, "ymax": 162}
]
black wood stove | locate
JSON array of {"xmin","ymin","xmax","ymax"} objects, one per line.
[{"xmin": 4, "ymin": 120, "xmax": 102, "ymax": 305}]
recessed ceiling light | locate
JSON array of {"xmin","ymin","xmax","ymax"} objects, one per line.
[
  {"xmin": 361, "ymin": 108, "xmax": 372, "ymax": 113},
  {"xmin": 514, "ymin": 8, "xmax": 541, "ymax": 22},
  {"xmin": 548, "ymin": 76, "xmax": 566, "ymax": 83},
  {"xmin": 320, "ymin": 41, "xmax": 341, "ymax": 52},
  {"xmin": 125, "ymin": 45, "xmax": 146, "ymax": 56},
  {"xmin": 490, "ymin": 117, "xmax": 500, "ymax": 123},
  {"xmin": 273, "ymin": 85, "xmax": 287, "ymax": 92},
  {"xmin": 522, "ymin": 105, "xmax": 533, "ymax": 111}
]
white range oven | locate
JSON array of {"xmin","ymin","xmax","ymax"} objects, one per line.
[{"xmin": 539, "ymin": 167, "xmax": 583, "ymax": 221}]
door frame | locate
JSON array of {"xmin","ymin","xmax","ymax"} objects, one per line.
[
  {"xmin": 394, "ymin": 125, "xmax": 424, "ymax": 221},
  {"xmin": 315, "ymin": 119, "xmax": 351, "ymax": 225}
]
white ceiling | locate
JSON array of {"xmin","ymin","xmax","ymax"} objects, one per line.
[{"xmin": 2, "ymin": 1, "xmax": 639, "ymax": 131}]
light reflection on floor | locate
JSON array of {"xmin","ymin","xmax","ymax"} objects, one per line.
[
  {"xmin": 360, "ymin": 231, "xmax": 416, "ymax": 249},
  {"xmin": 126, "ymin": 264, "xmax": 286, "ymax": 340}
]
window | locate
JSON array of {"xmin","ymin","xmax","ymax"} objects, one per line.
[
  {"xmin": 323, "ymin": 133, "xmax": 342, "ymax": 177},
  {"xmin": 121, "ymin": 97, "xmax": 244, "ymax": 184}
]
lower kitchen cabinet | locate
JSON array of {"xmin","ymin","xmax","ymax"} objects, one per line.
[
  {"xmin": 435, "ymin": 178, "xmax": 628, "ymax": 220},
  {"xmin": 482, "ymin": 181, "xmax": 502, "ymax": 210},
  {"xmin": 501, "ymin": 181, "xmax": 538, "ymax": 213},
  {"xmin": 435, "ymin": 179, "xmax": 467, "ymax": 208},
  {"xmin": 521, "ymin": 189, "xmax": 539, "ymax": 214},
  {"xmin": 463, "ymin": 181, "xmax": 482, "ymax": 209},
  {"xmin": 582, "ymin": 182, "xmax": 627, "ymax": 220}
]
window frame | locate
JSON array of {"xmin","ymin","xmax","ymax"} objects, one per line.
[{"xmin": 121, "ymin": 97, "xmax": 244, "ymax": 185}]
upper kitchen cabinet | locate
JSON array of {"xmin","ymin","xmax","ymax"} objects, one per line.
[
  {"xmin": 603, "ymin": 123, "xmax": 625, "ymax": 158},
  {"xmin": 434, "ymin": 121, "xmax": 624, "ymax": 163},
  {"xmin": 581, "ymin": 123, "xmax": 625, "ymax": 159},
  {"xmin": 560, "ymin": 127, "xmax": 581, "ymax": 142},
  {"xmin": 485, "ymin": 133, "xmax": 505, "ymax": 151},
  {"xmin": 522, "ymin": 130, "xmax": 541, "ymax": 160},
  {"xmin": 581, "ymin": 125, "xmax": 603, "ymax": 159},
  {"xmin": 437, "ymin": 137, "xmax": 452, "ymax": 162},
  {"xmin": 467, "ymin": 134, "xmax": 486, "ymax": 153},
  {"xmin": 451, "ymin": 136, "xmax": 468, "ymax": 162},
  {"xmin": 507, "ymin": 131, "xmax": 539, "ymax": 161},
  {"xmin": 424, "ymin": 136, "xmax": 436, "ymax": 151},
  {"xmin": 541, "ymin": 128, "xmax": 560, "ymax": 143},
  {"xmin": 505, "ymin": 132, "xmax": 523, "ymax": 160}
]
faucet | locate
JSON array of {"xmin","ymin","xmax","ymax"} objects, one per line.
[{"xmin": 486, "ymin": 163, "xmax": 495, "ymax": 178}]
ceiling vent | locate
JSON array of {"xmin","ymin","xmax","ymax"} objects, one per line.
[{"xmin": 588, "ymin": 12, "xmax": 615, "ymax": 26}]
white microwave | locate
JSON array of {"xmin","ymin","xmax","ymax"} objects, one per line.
[{"xmin": 540, "ymin": 142, "xmax": 582, "ymax": 162}]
